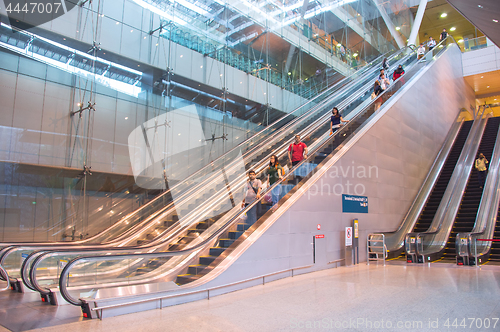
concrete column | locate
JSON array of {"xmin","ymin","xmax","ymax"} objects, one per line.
[{"xmin": 407, "ymin": 0, "xmax": 428, "ymax": 47}]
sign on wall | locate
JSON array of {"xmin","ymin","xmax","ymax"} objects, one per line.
[
  {"xmin": 342, "ymin": 194, "xmax": 368, "ymax": 213},
  {"xmin": 345, "ymin": 227, "xmax": 353, "ymax": 246}
]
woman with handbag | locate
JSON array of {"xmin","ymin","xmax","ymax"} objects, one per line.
[
  {"xmin": 266, "ymin": 155, "xmax": 284, "ymax": 210},
  {"xmin": 330, "ymin": 107, "xmax": 349, "ymax": 136}
]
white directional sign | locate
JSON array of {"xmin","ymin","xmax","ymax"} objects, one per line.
[{"xmin": 345, "ymin": 227, "xmax": 353, "ymax": 246}]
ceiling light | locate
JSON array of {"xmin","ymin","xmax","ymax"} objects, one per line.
[
  {"xmin": 440, "ymin": 13, "xmax": 447, "ymax": 18},
  {"xmin": 458, "ymin": 39, "xmax": 464, "ymax": 43},
  {"xmin": 395, "ymin": 27, "xmax": 400, "ymax": 31},
  {"xmin": 450, "ymin": 27, "xmax": 456, "ymax": 31},
  {"xmin": 125, "ymin": 117, "xmax": 128, "ymax": 120},
  {"xmin": 487, "ymin": 86, "xmax": 490, "ymax": 88},
  {"xmin": 478, "ymin": 5, "xmax": 483, "ymax": 8},
  {"xmin": 493, "ymin": 19, "xmax": 499, "ymax": 23},
  {"xmin": 353, "ymin": 53, "xmax": 358, "ymax": 57},
  {"xmin": 481, "ymin": 76, "xmax": 484, "ymax": 78}
]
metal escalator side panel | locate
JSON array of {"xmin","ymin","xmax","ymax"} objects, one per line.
[
  {"xmin": 378, "ymin": 115, "xmax": 465, "ymax": 254},
  {"xmin": 416, "ymin": 111, "xmax": 490, "ymax": 259},
  {"xmin": 458, "ymin": 116, "xmax": 500, "ymax": 263}
]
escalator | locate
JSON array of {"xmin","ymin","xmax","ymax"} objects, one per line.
[
  {"xmin": 46, "ymin": 40, "xmax": 457, "ymax": 313},
  {"xmin": 413, "ymin": 122, "xmax": 472, "ymax": 235},
  {"xmin": 12, "ymin": 48, "xmax": 418, "ymax": 294},
  {"xmin": 384, "ymin": 120, "xmax": 473, "ymax": 261},
  {"xmin": 488, "ymin": 212, "xmax": 500, "ymax": 264},
  {"xmin": 175, "ymin": 97, "xmax": 382, "ymax": 284},
  {"xmin": 438, "ymin": 117, "xmax": 500, "ymax": 262},
  {"xmin": 0, "ymin": 48, "xmax": 407, "ymax": 288}
]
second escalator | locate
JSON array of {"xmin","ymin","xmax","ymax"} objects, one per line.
[{"xmin": 438, "ymin": 117, "xmax": 500, "ymax": 262}]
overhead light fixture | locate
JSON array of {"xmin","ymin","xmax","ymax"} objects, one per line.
[
  {"xmin": 450, "ymin": 27, "xmax": 456, "ymax": 31},
  {"xmin": 487, "ymin": 86, "xmax": 490, "ymax": 88},
  {"xmin": 395, "ymin": 27, "xmax": 400, "ymax": 31},
  {"xmin": 353, "ymin": 53, "xmax": 358, "ymax": 57},
  {"xmin": 0, "ymin": 22, "xmax": 142, "ymax": 97},
  {"xmin": 440, "ymin": 13, "xmax": 447, "ymax": 18},
  {"xmin": 481, "ymin": 76, "xmax": 484, "ymax": 78},
  {"xmin": 478, "ymin": 5, "xmax": 483, "ymax": 8},
  {"xmin": 458, "ymin": 39, "xmax": 464, "ymax": 43},
  {"xmin": 493, "ymin": 19, "xmax": 499, "ymax": 23},
  {"xmin": 132, "ymin": 0, "xmax": 187, "ymax": 26}
]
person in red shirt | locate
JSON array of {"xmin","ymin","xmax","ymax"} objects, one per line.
[{"xmin": 288, "ymin": 135, "xmax": 308, "ymax": 167}]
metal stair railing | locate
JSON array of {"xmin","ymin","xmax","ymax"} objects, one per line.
[{"xmin": 367, "ymin": 233, "xmax": 386, "ymax": 265}]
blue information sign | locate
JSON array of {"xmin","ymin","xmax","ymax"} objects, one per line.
[{"xmin": 342, "ymin": 194, "xmax": 368, "ymax": 213}]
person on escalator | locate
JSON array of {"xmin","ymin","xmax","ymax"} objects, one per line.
[
  {"xmin": 417, "ymin": 43, "xmax": 426, "ymax": 60},
  {"xmin": 330, "ymin": 107, "xmax": 349, "ymax": 136},
  {"xmin": 427, "ymin": 36, "xmax": 436, "ymax": 51},
  {"xmin": 288, "ymin": 135, "xmax": 308, "ymax": 167},
  {"xmin": 266, "ymin": 155, "xmax": 284, "ymax": 210},
  {"xmin": 378, "ymin": 69, "xmax": 385, "ymax": 80},
  {"xmin": 241, "ymin": 170, "xmax": 262, "ymax": 226},
  {"xmin": 379, "ymin": 74, "xmax": 390, "ymax": 90},
  {"xmin": 372, "ymin": 80, "xmax": 383, "ymax": 110},
  {"xmin": 475, "ymin": 153, "xmax": 488, "ymax": 189},
  {"xmin": 288, "ymin": 135, "xmax": 308, "ymax": 184},
  {"xmin": 392, "ymin": 65, "xmax": 405, "ymax": 81},
  {"xmin": 440, "ymin": 28, "xmax": 448, "ymax": 43},
  {"xmin": 381, "ymin": 57, "xmax": 389, "ymax": 71}
]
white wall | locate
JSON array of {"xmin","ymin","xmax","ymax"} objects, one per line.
[{"xmin": 462, "ymin": 44, "xmax": 500, "ymax": 76}]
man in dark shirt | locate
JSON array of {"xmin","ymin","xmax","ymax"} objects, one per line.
[{"xmin": 440, "ymin": 28, "xmax": 448, "ymax": 43}]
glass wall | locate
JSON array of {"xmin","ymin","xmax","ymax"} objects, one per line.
[{"xmin": 0, "ymin": 0, "xmax": 417, "ymax": 241}]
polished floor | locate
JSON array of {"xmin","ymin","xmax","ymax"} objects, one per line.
[{"xmin": 1, "ymin": 262, "xmax": 500, "ymax": 332}]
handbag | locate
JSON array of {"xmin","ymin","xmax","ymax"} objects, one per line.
[{"xmin": 260, "ymin": 182, "xmax": 272, "ymax": 204}]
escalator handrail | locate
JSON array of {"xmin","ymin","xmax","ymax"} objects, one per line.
[
  {"xmin": 371, "ymin": 114, "xmax": 465, "ymax": 252},
  {"xmin": 0, "ymin": 49, "xmax": 403, "ymax": 251},
  {"xmin": 410, "ymin": 110, "xmax": 489, "ymax": 255},
  {"xmin": 27, "ymin": 54, "xmax": 407, "ymax": 292},
  {"xmin": 56, "ymin": 47, "xmax": 426, "ymax": 306},
  {"xmin": 26, "ymin": 49, "xmax": 420, "ymax": 292},
  {"xmin": 17, "ymin": 50, "xmax": 420, "ymax": 292},
  {"xmin": 459, "ymin": 112, "xmax": 500, "ymax": 258},
  {"xmin": 0, "ymin": 264, "xmax": 10, "ymax": 291},
  {"xmin": 18, "ymin": 49, "xmax": 416, "ymax": 291}
]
